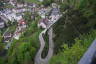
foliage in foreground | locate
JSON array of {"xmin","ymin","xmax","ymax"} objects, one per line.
[
  {"xmin": 53, "ymin": 0, "xmax": 96, "ymax": 53},
  {"xmin": 50, "ymin": 30, "xmax": 96, "ymax": 64}
]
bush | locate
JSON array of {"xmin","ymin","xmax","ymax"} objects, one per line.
[{"xmin": 42, "ymin": 0, "xmax": 53, "ymax": 6}]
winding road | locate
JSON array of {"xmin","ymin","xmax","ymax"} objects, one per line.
[{"xmin": 35, "ymin": 15, "xmax": 62, "ymax": 64}]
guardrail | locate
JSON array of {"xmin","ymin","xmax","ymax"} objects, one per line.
[{"xmin": 78, "ymin": 40, "xmax": 96, "ymax": 64}]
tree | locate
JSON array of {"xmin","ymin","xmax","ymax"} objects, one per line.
[
  {"xmin": 42, "ymin": 0, "xmax": 53, "ymax": 6},
  {"xmin": 50, "ymin": 30, "xmax": 96, "ymax": 64},
  {"xmin": 17, "ymin": 0, "xmax": 25, "ymax": 3}
]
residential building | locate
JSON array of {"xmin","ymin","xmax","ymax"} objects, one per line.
[
  {"xmin": 0, "ymin": 9, "xmax": 23, "ymax": 22},
  {"xmin": 0, "ymin": 17, "xmax": 5, "ymax": 28},
  {"xmin": 18, "ymin": 19, "xmax": 27, "ymax": 28},
  {"xmin": 49, "ymin": 7, "xmax": 60, "ymax": 21},
  {"xmin": 38, "ymin": 18, "xmax": 49, "ymax": 28},
  {"xmin": 13, "ymin": 19, "xmax": 26, "ymax": 40},
  {"xmin": 38, "ymin": 8, "xmax": 48, "ymax": 18},
  {"xmin": 3, "ymin": 32, "xmax": 13, "ymax": 43}
]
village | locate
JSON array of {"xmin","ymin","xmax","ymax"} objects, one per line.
[
  {"xmin": 1, "ymin": 0, "xmax": 96, "ymax": 64},
  {"xmin": 0, "ymin": 0, "xmax": 61, "ymax": 49}
]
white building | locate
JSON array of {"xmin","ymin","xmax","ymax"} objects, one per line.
[
  {"xmin": 38, "ymin": 18, "xmax": 49, "ymax": 29},
  {"xmin": 38, "ymin": 8, "xmax": 48, "ymax": 18}
]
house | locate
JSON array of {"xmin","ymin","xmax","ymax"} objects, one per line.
[
  {"xmin": 18, "ymin": 19, "xmax": 27, "ymax": 28},
  {"xmin": 3, "ymin": 32, "xmax": 13, "ymax": 43},
  {"xmin": 49, "ymin": 8, "xmax": 60, "ymax": 21},
  {"xmin": 16, "ymin": 3, "xmax": 24, "ymax": 8},
  {"xmin": 1, "ymin": 9, "xmax": 22, "ymax": 22},
  {"xmin": 38, "ymin": 18, "xmax": 49, "ymax": 28},
  {"xmin": 51, "ymin": 8, "xmax": 60, "ymax": 16},
  {"xmin": 0, "ymin": 15, "xmax": 9, "ymax": 23},
  {"xmin": 13, "ymin": 19, "xmax": 26, "ymax": 40},
  {"xmin": 0, "ymin": 17, "xmax": 5, "ymax": 28},
  {"xmin": 1, "ymin": 9, "xmax": 15, "ymax": 22},
  {"xmin": 15, "ymin": 14, "xmax": 23, "ymax": 21},
  {"xmin": 9, "ymin": 0, "xmax": 16, "ymax": 6},
  {"xmin": 28, "ymin": 3, "xmax": 37, "ymax": 8},
  {"xmin": 38, "ymin": 0, "xmax": 43, "ymax": 2},
  {"xmin": 38, "ymin": 7, "xmax": 48, "ymax": 18}
]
